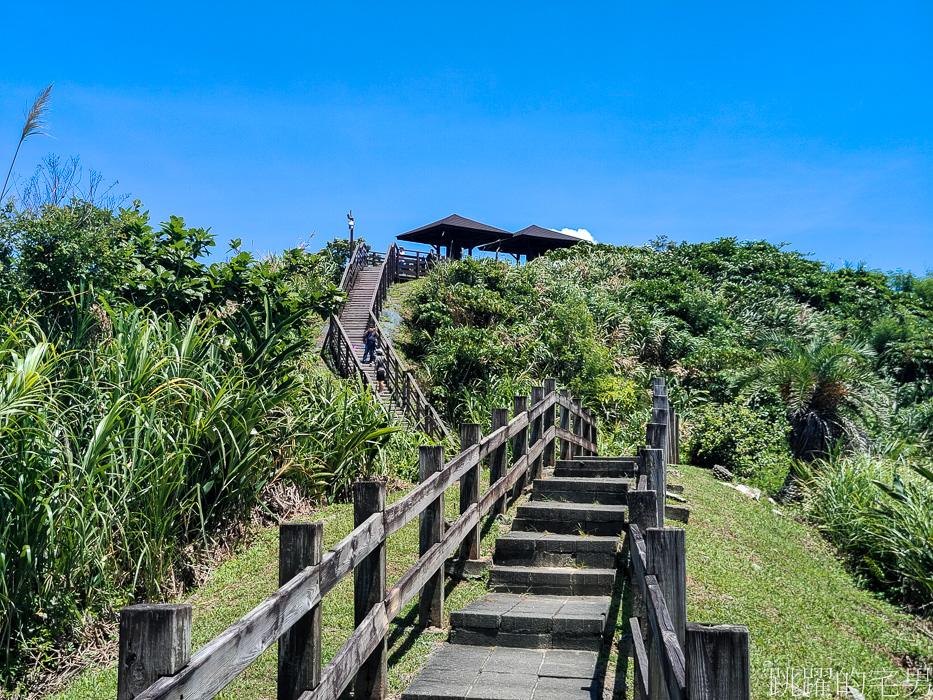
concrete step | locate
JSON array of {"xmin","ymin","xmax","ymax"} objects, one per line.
[
  {"xmin": 402, "ymin": 646, "xmax": 600, "ymax": 700},
  {"xmin": 554, "ymin": 459, "xmax": 637, "ymax": 478},
  {"xmin": 449, "ymin": 594, "xmax": 610, "ymax": 651},
  {"xmin": 493, "ymin": 532, "xmax": 618, "ymax": 569},
  {"xmin": 512, "ymin": 502, "xmax": 626, "ymax": 536},
  {"xmin": 531, "ymin": 477, "xmax": 632, "ymax": 505},
  {"xmin": 488, "ymin": 566, "xmax": 615, "ymax": 596}
]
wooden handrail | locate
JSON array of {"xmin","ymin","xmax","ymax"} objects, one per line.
[
  {"xmin": 121, "ymin": 387, "xmax": 588, "ymax": 700},
  {"xmin": 338, "ymin": 242, "xmax": 369, "ymax": 293}
]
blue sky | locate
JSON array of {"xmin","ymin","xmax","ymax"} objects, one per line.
[{"xmin": 1, "ymin": 1, "xmax": 931, "ymax": 272}]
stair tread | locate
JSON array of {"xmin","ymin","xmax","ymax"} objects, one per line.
[{"xmin": 402, "ymin": 647, "xmax": 600, "ymax": 700}]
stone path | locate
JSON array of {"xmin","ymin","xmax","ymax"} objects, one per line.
[{"xmin": 402, "ymin": 456, "xmax": 637, "ymax": 700}]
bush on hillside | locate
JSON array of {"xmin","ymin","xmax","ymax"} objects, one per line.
[
  {"xmin": 802, "ymin": 456, "xmax": 933, "ymax": 610},
  {"xmin": 684, "ymin": 402, "xmax": 791, "ymax": 491}
]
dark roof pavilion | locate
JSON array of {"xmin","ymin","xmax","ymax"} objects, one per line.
[
  {"xmin": 479, "ymin": 225, "xmax": 582, "ymax": 261},
  {"xmin": 397, "ymin": 214, "xmax": 511, "ymax": 259}
]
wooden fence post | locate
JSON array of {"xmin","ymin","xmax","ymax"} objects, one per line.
[
  {"xmin": 647, "ymin": 421, "xmax": 669, "ymax": 471},
  {"xmin": 559, "ymin": 389, "xmax": 571, "ymax": 460},
  {"xmin": 587, "ymin": 408, "xmax": 598, "ymax": 451},
  {"xmin": 512, "ymin": 395, "xmax": 529, "ymax": 498},
  {"xmin": 685, "ymin": 623, "xmax": 751, "ymax": 700},
  {"xmin": 117, "ymin": 604, "xmax": 191, "ymax": 700},
  {"xmin": 627, "ymin": 488, "xmax": 658, "ymax": 689},
  {"xmin": 641, "ymin": 447, "xmax": 665, "ymax": 526},
  {"xmin": 543, "ymin": 378, "xmax": 557, "ymax": 470},
  {"xmin": 419, "ymin": 446, "xmax": 445, "ymax": 628},
  {"xmin": 354, "ymin": 481, "xmax": 387, "ymax": 700},
  {"xmin": 490, "ymin": 407, "xmax": 509, "ymax": 517},
  {"xmin": 572, "ymin": 397, "xmax": 583, "ymax": 457},
  {"xmin": 459, "ymin": 423, "xmax": 482, "ymax": 561},
  {"xmin": 674, "ymin": 413, "xmax": 681, "ymax": 466},
  {"xmin": 530, "ymin": 386, "xmax": 544, "ymax": 481},
  {"xmin": 278, "ymin": 522, "xmax": 324, "ymax": 700},
  {"xmin": 646, "ymin": 528, "xmax": 687, "ymax": 700}
]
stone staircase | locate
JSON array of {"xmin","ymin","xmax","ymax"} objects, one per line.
[{"xmin": 402, "ymin": 456, "xmax": 636, "ymax": 700}]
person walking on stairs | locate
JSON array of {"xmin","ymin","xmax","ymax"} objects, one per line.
[
  {"xmin": 362, "ymin": 326, "xmax": 377, "ymax": 364},
  {"xmin": 374, "ymin": 348, "xmax": 387, "ymax": 393}
]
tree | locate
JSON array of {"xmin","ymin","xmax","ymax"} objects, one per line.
[{"xmin": 741, "ymin": 333, "xmax": 887, "ymax": 501}]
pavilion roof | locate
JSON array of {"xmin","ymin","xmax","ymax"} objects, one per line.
[
  {"xmin": 397, "ymin": 214, "xmax": 511, "ymax": 249},
  {"xmin": 479, "ymin": 225, "xmax": 582, "ymax": 255}
]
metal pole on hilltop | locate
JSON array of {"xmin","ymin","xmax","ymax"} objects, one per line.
[{"xmin": 347, "ymin": 210, "xmax": 355, "ymax": 249}]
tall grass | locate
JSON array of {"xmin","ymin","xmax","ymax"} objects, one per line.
[
  {"xmin": 801, "ymin": 454, "xmax": 933, "ymax": 612},
  {"xmin": 0, "ymin": 298, "xmax": 407, "ymax": 681}
]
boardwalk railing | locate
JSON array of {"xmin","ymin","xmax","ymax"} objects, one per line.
[
  {"xmin": 628, "ymin": 378, "xmax": 750, "ymax": 700},
  {"xmin": 117, "ymin": 383, "xmax": 598, "ymax": 700},
  {"xmin": 369, "ymin": 242, "xmax": 451, "ymax": 442},
  {"xmin": 323, "ymin": 242, "xmax": 452, "ymax": 443},
  {"xmin": 338, "ymin": 240, "xmax": 370, "ymax": 293}
]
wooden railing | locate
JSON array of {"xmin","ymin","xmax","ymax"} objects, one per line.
[
  {"xmin": 323, "ymin": 240, "xmax": 375, "ymax": 386},
  {"xmin": 116, "ymin": 384, "xmax": 598, "ymax": 700},
  {"xmin": 395, "ymin": 250, "xmax": 431, "ymax": 280},
  {"xmin": 338, "ymin": 241, "xmax": 370, "ymax": 293},
  {"xmin": 322, "ymin": 316, "xmax": 372, "ymax": 390},
  {"xmin": 330, "ymin": 240, "xmax": 451, "ymax": 443},
  {"xmin": 627, "ymin": 378, "xmax": 750, "ymax": 700}
]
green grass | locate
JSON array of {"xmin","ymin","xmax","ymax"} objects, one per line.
[
  {"xmin": 614, "ymin": 464, "xmax": 933, "ymax": 699},
  {"xmin": 50, "ymin": 471, "xmax": 515, "ymax": 700},
  {"xmin": 50, "ymin": 462, "xmax": 933, "ymax": 700}
]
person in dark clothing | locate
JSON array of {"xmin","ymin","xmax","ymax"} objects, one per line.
[
  {"xmin": 362, "ymin": 326, "xmax": 377, "ymax": 364},
  {"xmin": 374, "ymin": 348, "xmax": 387, "ymax": 392}
]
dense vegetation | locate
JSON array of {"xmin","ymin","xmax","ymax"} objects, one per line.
[
  {"xmin": 398, "ymin": 240, "xmax": 933, "ymax": 611},
  {"xmin": 0, "ymin": 196, "xmax": 424, "ymax": 689}
]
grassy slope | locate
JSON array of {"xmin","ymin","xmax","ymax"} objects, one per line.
[
  {"xmin": 661, "ymin": 464, "xmax": 933, "ymax": 699},
  {"xmin": 53, "ymin": 463, "xmax": 933, "ymax": 700},
  {"xmin": 50, "ymin": 477, "xmax": 514, "ymax": 700}
]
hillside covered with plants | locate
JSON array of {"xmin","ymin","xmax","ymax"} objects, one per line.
[
  {"xmin": 0, "ymin": 195, "xmax": 427, "ymax": 691},
  {"xmin": 397, "ymin": 239, "xmax": 933, "ymax": 613}
]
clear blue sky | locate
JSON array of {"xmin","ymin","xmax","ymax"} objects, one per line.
[{"xmin": 1, "ymin": 1, "xmax": 931, "ymax": 272}]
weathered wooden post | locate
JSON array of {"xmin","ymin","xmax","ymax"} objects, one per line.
[
  {"xmin": 512, "ymin": 395, "xmax": 529, "ymax": 498},
  {"xmin": 587, "ymin": 408, "xmax": 598, "ymax": 451},
  {"xmin": 543, "ymin": 378, "xmax": 557, "ymax": 470},
  {"xmin": 674, "ymin": 413, "xmax": 681, "ymax": 466},
  {"xmin": 530, "ymin": 386, "xmax": 545, "ymax": 481},
  {"xmin": 646, "ymin": 528, "xmax": 687, "ymax": 700},
  {"xmin": 572, "ymin": 397, "xmax": 583, "ymax": 457},
  {"xmin": 419, "ymin": 446, "xmax": 445, "ymax": 628},
  {"xmin": 559, "ymin": 389, "xmax": 571, "ymax": 460},
  {"xmin": 459, "ymin": 423, "xmax": 482, "ymax": 562},
  {"xmin": 117, "ymin": 604, "xmax": 191, "ymax": 700},
  {"xmin": 627, "ymin": 489, "xmax": 658, "ymax": 700},
  {"xmin": 647, "ymin": 420, "xmax": 669, "ymax": 472},
  {"xmin": 685, "ymin": 623, "xmax": 751, "ymax": 700},
  {"xmin": 354, "ymin": 481, "xmax": 387, "ymax": 699},
  {"xmin": 490, "ymin": 407, "xmax": 509, "ymax": 517},
  {"xmin": 639, "ymin": 446, "xmax": 665, "ymax": 526},
  {"xmin": 278, "ymin": 522, "xmax": 324, "ymax": 700}
]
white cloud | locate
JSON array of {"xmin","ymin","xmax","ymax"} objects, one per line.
[{"xmin": 551, "ymin": 227, "xmax": 595, "ymax": 242}]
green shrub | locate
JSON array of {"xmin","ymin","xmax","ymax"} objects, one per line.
[
  {"xmin": 802, "ymin": 455, "xmax": 933, "ymax": 610},
  {"xmin": 684, "ymin": 402, "xmax": 791, "ymax": 491}
]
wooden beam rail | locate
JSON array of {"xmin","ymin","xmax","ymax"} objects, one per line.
[
  {"xmin": 622, "ymin": 378, "xmax": 748, "ymax": 700},
  {"xmin": 324, "ymin": 317, "xmax": 372, "ymax": 388},
  {"xmin": 119, "ymin": 387, "xmax": 593, "ymax": 700},
  {"xmin": 337, "ymin": 241, "xmax": 370, "ymax": 293}
]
